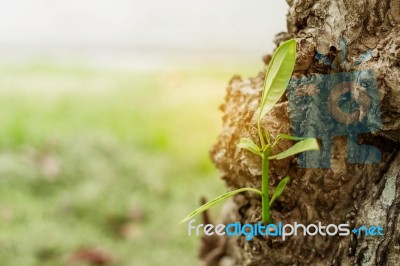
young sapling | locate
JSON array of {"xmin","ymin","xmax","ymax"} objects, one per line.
[{"xmin": 181, "ymin": 39, "xmax": 319, "ymax": 225}]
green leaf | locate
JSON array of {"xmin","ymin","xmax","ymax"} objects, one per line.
[
  {"xmin": 259, "ymin": 39, "xmax": 296, "ymax": 119},
  {"xmin": 269, "ymin": 138, "xmax": 319, "ymax": 160},
  {"xmin": 238, "ymin": 138, "xmax": 261, "ymax": 155},
  {"xmin": 269, "ymin": 176, "xmax": 290, "ymax": 207},
  {"xmin": 275, "ymin": 133, "xmax": 305, "ymax": 142},
  {"xmin": 273, "ymin": 133, "xmax": 306, "ymax": 147},
  {"xmin": 180, "ymin": 188, "xmax": 262, "ymax": 224}
]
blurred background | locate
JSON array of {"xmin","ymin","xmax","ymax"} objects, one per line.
[{"xmin": 0, "ymin": 0, "xmax": 287, "ymax": 265}]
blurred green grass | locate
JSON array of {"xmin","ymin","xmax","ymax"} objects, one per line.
[{"xmin": 0, "ymin": 62, "xmax": 259, "ymax": 265}]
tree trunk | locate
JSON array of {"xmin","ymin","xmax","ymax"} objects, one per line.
[{"xmin": 202, "ymin": 0, "xmax": 400, "ymax": 265}]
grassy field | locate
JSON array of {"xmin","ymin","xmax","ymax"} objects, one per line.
[{"xmin": 0, "ymin": 62, "xmax": 260, "ymax": 265}]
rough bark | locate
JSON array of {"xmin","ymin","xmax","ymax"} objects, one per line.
[{"xmin": 202, "ymin": 0, "xmax": 400, "ymax": 265}]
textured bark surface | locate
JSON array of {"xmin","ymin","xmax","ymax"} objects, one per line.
[{"xmin": 202, "ymin": 0, "xmax": 400, "ymax": 265}]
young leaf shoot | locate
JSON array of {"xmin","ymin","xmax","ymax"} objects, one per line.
[{"xmin": 181, "ymin": 39, "xmax": 319, "ymax": 225}]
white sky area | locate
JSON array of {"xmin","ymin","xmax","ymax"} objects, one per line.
[{"xmin": 0, "ymin": 0, "xmax": 288, "ymax": 68}]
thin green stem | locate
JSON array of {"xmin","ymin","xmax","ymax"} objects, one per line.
[
  {"xmin": 264, "ymin": 128, "xmax": 271, "ymax": 145},
  {"xmin": 262, "ymin": 148, "xmax": 272, "ymax": 224},
  {"xmin": 258, "ymin": 118, "xmax": 265, "ymax": 147},
  {"xmin": 271, "ymin": 139, "xmax": 280, "ymax": 149}
]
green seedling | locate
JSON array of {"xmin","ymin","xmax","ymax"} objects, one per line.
[{"xmin": 181, "ymin": 39, "xmax": 319, "ymax": 225}]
